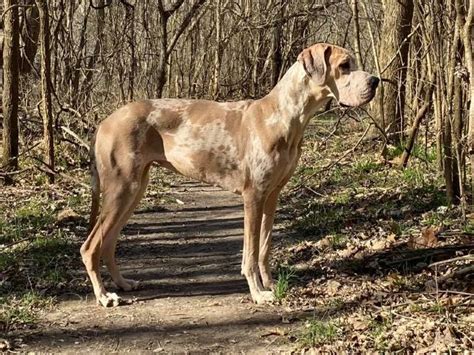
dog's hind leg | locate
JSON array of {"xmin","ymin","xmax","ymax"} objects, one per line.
[
  {"xmin": 100, "ymin": 164, "xmax": 151, "ymax": 292},
  {"xmin": 81, "ymin": 162, "xmax": 149, "ymax": 307}
]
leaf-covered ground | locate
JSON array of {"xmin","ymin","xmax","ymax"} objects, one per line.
[{"xmin": 273, "ymin": 116, "xmax": 473, "ymax": 351}]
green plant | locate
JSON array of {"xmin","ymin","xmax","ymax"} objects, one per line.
[
  {"xmin": 402, "ymin": 167, "xmax": 425, "ymax": 186},
  {"xmin": 462, "ymin": 221, "xmax": 474, "ymax": 235},
  {"xmin": 333, "ymin": 191, "xmax": 350, "ymax": 205},
  {"xmin": 274, "ymin": 266, "xmax": 297, "ymax": 301},
  {"xmin": 422, "ymin": 211, "xmax": 443, "ymax": 227},
  {"xmin": 429, "ymin": 303, "xmax": 446, "ymax": 314},
  {"xmin": 328, "ymin": 297, "xmax": 344, "ymax": 310},
  {"xmin": 386, "ymin": 143, "xmax": 404, "ymax": 160},
  {"xmin": 353, "ymin": 158, "xmax": 379, "ymax": 174},
  {"xmin": 412, "ymin": 144, "xmax": 437, "ymax": 163},
  {"xmin": 0, "ymin": 199, "xmax": 55, "ymax": 244},
  {"xmin": 329, "ymin": 234, "xmax": 347, "ymax": 249},
  {"xmin": 329, "ymin": 166, "xmax": 344, "ymax": 183},
  {"xmin": 67, "ymin": 193, "xmax": 84, "ymax": 208},
  {"xmin": 299, "ymin": 319, "xmax": 339, "ymax": 347},
  {"xmin": 0, "ymin": 251, "xmax": 15, "ymax": 275},
  {"xmin": 369, "ymin": 315, "xmax": 392, "ymax": 350},
  {"xmin": 0, "ymin": 292, "xmax": 53, "ymax": 332}
]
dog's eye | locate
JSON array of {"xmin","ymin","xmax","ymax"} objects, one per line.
[{"xmin": 339, "ymin": 62, "xmax": 351, "ymax": 71}]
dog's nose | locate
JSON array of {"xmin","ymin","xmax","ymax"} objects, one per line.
[{"xmin": 369, "ymin": 76, "xmax": 380, "ymax": 90}]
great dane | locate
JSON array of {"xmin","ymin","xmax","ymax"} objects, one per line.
[{"xmin": 81, "ymin": 43, "xmax": 379, "ymax": 307}]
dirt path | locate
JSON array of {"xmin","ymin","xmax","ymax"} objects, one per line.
[{"xmin": 22, "ymin": 181, "xmax": 296, "ymax": 353}]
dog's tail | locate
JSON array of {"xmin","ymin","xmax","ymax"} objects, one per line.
[{"xmin": 88, "ymin": 133, "xmax": 100, "ymax": 233}]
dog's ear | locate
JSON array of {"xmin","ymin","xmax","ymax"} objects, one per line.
[{"xmin": 298, "ymin": 44, "xmax": 332, "ymax": 86}]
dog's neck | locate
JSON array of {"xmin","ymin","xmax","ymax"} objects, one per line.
[{"xmin": 265, "ymin": 63, "xmax": 332, "ymax": 130}]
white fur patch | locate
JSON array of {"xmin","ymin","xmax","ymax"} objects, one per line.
[{"xmin": 246, "ymin": 134, "xmax": 274, "ymax": 191}]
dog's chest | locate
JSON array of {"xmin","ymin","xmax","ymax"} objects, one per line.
[{"xmin": 245, "ymin": 133, "xmax": 301, "ymax": 191}]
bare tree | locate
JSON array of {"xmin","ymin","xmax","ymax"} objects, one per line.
[
  {"xmin": 1, "ymin": 0, "xmax": 472, "ymax": 208},
  {"xmin": 350, "ymin": 0, "xmax": 363, "ymax": 68},
  {"xmin": 19, "ymin": 0, "xmax": 40, "ymax": 74},
  {"xmin": 36, "ymin": 0, "xmax": 54, "ymax": 183},
  {"xmin": 463, "ymin": 0, "xmax": 474, "ymax": 199},
  {"xmin": 156, "ymin": 0, "xmax": 207, "ymax": 98},
  {"xmin": 370, "ymin": 0, "xmax": 414, "ymax": 140},
  {"xmin": 2, "ymin": 0, "xmax": 20, "ymax": 185}
]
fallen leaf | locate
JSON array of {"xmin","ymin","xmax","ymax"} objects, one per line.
[
  {"xmin": 347, "ymin": 316, "xmax": 369, "ymax": 331},
  {"xmin": 326, "ymin": 280, "xmax": 341, "ymax": 296},
  {"xmin": 408, "ymin": 227, "xmax": 439, "ymax": 249},
  {"xmin": 260, "ymin": 327, "xmax": 288, "ymax": 337},
  {"xmin": 338, "ymin": 245, "xmax": 359, "ymax": 258},
  {"xmin": 316, "ymin": 235, "xmax": 332, "ymax": 249},
  {"xmin": 371, "ymin": 239, "xmax": 387, "ymax": 251},
  {"xmin": 387, "ymin": 233, "xmax": 397, "ymax": 244},
  {"xmin": 0, "ymin": 339, "xmax": 11, "ymax": 351},
  {"xmin": 57, "ymin": 208, "xmax": 80, "ymax": 223}
]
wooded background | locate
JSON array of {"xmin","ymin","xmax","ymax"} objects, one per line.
[{"xmin": 1, "ymin": 0, "xmax": 473, "ymax": 211}]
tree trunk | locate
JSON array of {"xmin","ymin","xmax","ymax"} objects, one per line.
[
  {"xmin": 124, "ymin": 2, "xmax": 135, "ymax": 101},
  {"xmin": 19, "ymin": 0, "xmax": 40, "ymax": 74},
  {"xmin": 400, "ymin": 86, "xmax": 434, "ymax": 167},
  {"xmin": 370, "ymin": 0, "xmax": 414, "ymax": 141},
  {"xmin": 2, "ymin": 0, "xmax": 20, "ymax": 185},
  {"xmin": 463, "ymin": 0, "xmax": 474, "ymax": 206},
  {"xmin": 156, "ymin": 12, "xmax": 169, "ymax": 98},
  {"xmin": 351, "ymin": 0, "xmax": 363, "ymax": 69},
  {"xmin": 211, "ymin": 0, "xmax": 222, "ymax": 99},
  {"xmin": 36, "ymin": 0, "xmax": 55, "ymax": 183},
  {"xmin": 270, "ymin": 0, "xmax": 283, "ymax": 87}
]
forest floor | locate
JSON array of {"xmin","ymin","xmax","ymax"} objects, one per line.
[
  {"xmin": 1, "ymin": 117, "xmax": 473, "ymax": 352},
  {"xmin": 2, "ymin": 182, "xmax": 295, "ymax": 353}
]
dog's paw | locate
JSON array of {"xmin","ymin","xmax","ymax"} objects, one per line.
[
  {"xmin": 253, "ymin": 290, "xmax": 275, "ymax": 305},
  {"xmin": 116, "ymin": 278, "xmax": 139, "ymax": 292},
  {"xmin": 97, "ymin": 292, "xmax": 122, "ymax": 307}
]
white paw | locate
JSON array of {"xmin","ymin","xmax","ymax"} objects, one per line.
[
  {"xmin": 116, "ymin": 278, "xmax": 139, "ymax": 291},
  {"xmin": 97, "ymin": 292, "xmax": 122, "ymax": 307},
  {"xmin": 252, "ymin": 290, "xmax": 276, "ymax": 305}
]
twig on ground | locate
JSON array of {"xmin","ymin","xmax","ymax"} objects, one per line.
[
  {"xmin": 429, "ymin": 254, "xmax": 474, "ymax": 267},
  {"xmin": 436, "ymin": 290, "xmax": 474, "ymax": 297},
  {"xmin": 432, "ymin": 264, "xmax": 474, "ymax": 284},
  {"xmin": 0, "ymin": 236, "xmax": 38, "ymax": 251},
  {"xmin": 31, "ymin": 156, "xmax": 90, "ymax": 189},
  {"xmin": 0, "ymin": 168, "xmax": 31, "ymax": 177},
  {"xmin": 316, "ymin": 122, "xmax": 372, "ymax": 172}
]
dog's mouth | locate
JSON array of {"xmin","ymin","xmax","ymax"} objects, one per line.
[{"xmin": 339, "ymin": 89, "xmax": 377, "ymax": 108}]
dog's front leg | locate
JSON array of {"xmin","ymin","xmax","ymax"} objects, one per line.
[
  {"xmin": 242, "ymin": 192, "xmax": 275, "ymax": 304},
  {"xmin": 259, "ymin": 189, "xmax": 281, "ymax": 290}
]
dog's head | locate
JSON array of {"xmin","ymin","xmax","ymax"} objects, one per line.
[{"xmin": 298, "ymin": 43, "xmax": 379, "ymax": 107}]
